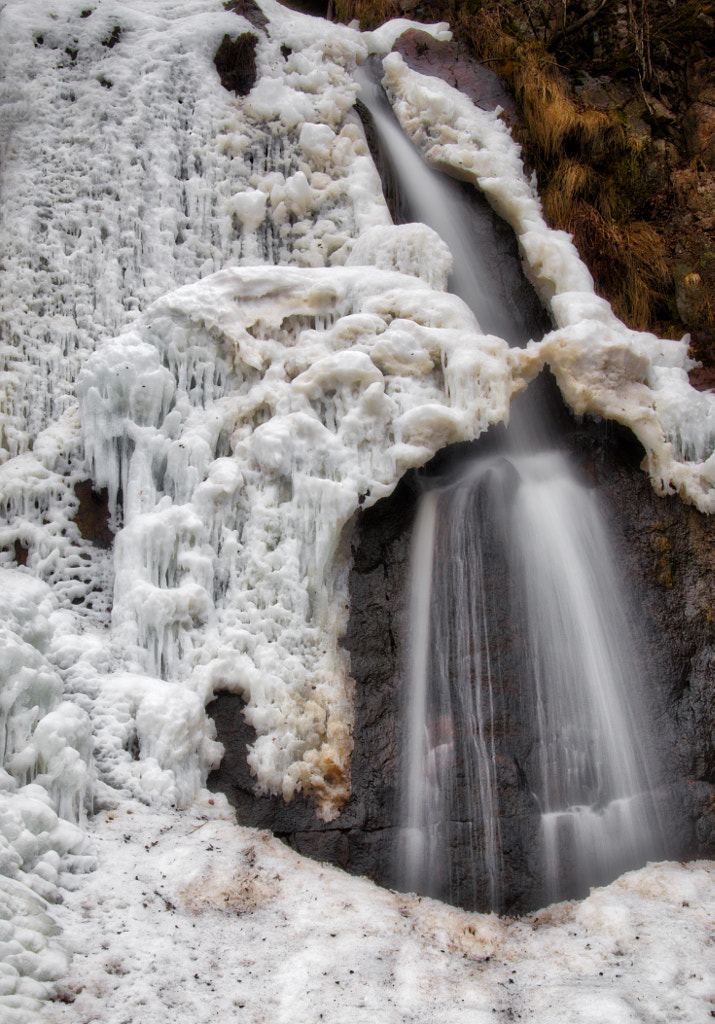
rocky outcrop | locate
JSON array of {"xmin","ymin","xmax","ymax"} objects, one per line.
[
  {"xmin": 392, "ymin": 29, "xmax": 519, "ymax": 119},
  {"xmin": 214, "ymin": 32, "xmax": 258, "ymax": 96},
  {"xmin": 584, "ymin": 431, "xmax": 715, "ymax": 851},
  {"xmin": 684, "ymin": 40, "xmax": 715, "ymax": 169}
]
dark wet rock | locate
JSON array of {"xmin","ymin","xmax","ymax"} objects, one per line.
[
  {"xmin": 684, "ymin": 38, "xmax": 715, "ymax": 169},
  {"xmin": 224, "ymin": 0, "xmax": 268, "ymax": 32},
  {"xmin": 393, "ymin": 29, "xmax": 520, "ymax": 120},
  {"xmin": 564, "ymin": 418, "xmax": 715, "ymax": 866},
  {"xmin": 73, "ymin": 479, "xmax": 114, "ymax": 549},
  {"xmin": 13, "ymin": 539, "xmax": 28, "ymax": 566},
  {"xmin": 102, "ymin": 25, "xmax": 121, "ymax": 49},
  {"xmin": 214, "ymin": 33, "xmax": 259, "ymax": 97},
  {"xmin": 684, "ymin": 102, "xmax": 715, "ymax": 169}
]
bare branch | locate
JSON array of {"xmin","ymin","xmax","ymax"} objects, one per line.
[{"xmin": 546, "ymin": 0, "xmax": 612, "ymax": 51}]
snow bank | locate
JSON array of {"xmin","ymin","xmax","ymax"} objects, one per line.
[
  {"xmin": 0, "ymin": 573, "xmax": 95, "ymax": 1020},
  {"xmin": 41, "ymin": 799, "xmax": 715, "ymax": 1024}
]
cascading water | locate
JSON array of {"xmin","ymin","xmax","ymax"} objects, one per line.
[
  {"xmin": 403, "ymin": 451, "xmax": 663, "ymax": 908},
  {"xmin": 356, "ymin": 63, "xmax": 665, "ymax": 908},
  {"xmin": 354, "ymin": 61, "xmax": 546, "ymax": 346},
  {"xmin": 401, "ymin": 472, "xmax": 504, "ymax": 910},
  {"xmin": 514, "ymin": 453, "xmax": 661, "ymax": 900}
]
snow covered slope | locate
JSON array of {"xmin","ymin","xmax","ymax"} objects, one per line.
[
  {"xmin": 43, "ymin": 798, "xmax": 715, "ymax": 1024},
  {"xmin": 0, "ymin": 0, "xmax": 713, "ymax": 1019}
]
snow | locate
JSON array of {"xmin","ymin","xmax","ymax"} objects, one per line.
[
  {"xmin": 0, "ymin": 0, "xmax": 712, "ymax": 1019},
  {"xmin": 41, "ymin": 797, "xmax": 715, "ymax": 1024}
]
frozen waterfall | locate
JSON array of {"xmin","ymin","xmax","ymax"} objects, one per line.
[{"xmin": 0, "ymin": 0, "xmax": 713, "ymax": 1012}]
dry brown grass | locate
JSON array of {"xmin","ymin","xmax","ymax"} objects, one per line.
[
  {"xmin": 542, "ymin": 159, "xmax": 600, "ymax": 223},
  {"xmin": 442, "ymin": 4, "xmax": 674, "ymax": 331},
  {"xmin": 569, "ymin": 207, "xmax": 669, "ymax": 330},
  {"xmin": 333, "ymin": 0, "xmax": 400, "ymax": 26}
]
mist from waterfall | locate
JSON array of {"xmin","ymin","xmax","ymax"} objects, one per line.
[{"xmin": 356, "ymin": 62, "xmax": 665, "ymax": 908}]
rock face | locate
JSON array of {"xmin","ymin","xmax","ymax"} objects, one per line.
[
  {"xmin": 684, "ymin": 41, "xmax": 715, "ymax": 169},
  {"xmin": 392, "ymin": 28, "xmax": 520, "ymax": 120},
  {"xmin": 209, "ymin": 387, "xmax": 715, "ymax": 914},
  {"xmin": 213, "ymin": 32, "xmax": 259, "ymax": 96}
]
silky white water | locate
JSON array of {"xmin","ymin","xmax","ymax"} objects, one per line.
[
  {"xmin": 355, "ymin": 63, "xmax": 528, "ymax": 343},
  {"xmin": 363, "ymin": 62, "xmax": 665, "ymax": 904},
  {"xmin": 514, "ymin": 452, "xmax": 661, "ymax": 899},
  {"xmin": 401, "ymin": 472, "xmax": 503, "ymax": 909},
  {"xmin": 401, "ymin": 451, "xmax": 662, "ymax": 907}
]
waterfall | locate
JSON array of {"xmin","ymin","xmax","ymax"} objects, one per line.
[
  {"xmin": 356, "ymin": 63, "xmax": 665, "ymax": 907},
  {"xmin": 515, "ymin": 453, "xmax": 662, "ymax": 896},
  {"xmin": 354, "ymin": 61, "xmax": 548, "ymax": 346},
  {"xmin": 401, "ymin": 472, "xmax": 504, "ymax": 909}
]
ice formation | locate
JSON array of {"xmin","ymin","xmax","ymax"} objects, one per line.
[
  {"xmin": 0, "ymin": 0, "xmax": 713, "ymax": 1016},
  {"xmin": 78, "ymin": 262, "xmax": 510, "ymax": 823}
]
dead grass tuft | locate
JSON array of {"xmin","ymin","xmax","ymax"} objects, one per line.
[
  {"xmin": 543, "ymin": 159, "xmax": 599, "ymax": 223},
  {"xmin": 570, "ymin": 207, "xmax": 669, "ymax": 330},
  {"xmin": 333, "ymin": 0, "xmax": 400, "ymax": 27}
]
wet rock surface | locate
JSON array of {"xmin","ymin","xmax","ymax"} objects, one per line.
[
  {"xmin": 214, "ymin": 32, "xmax": 259, "ymax": 96},
  {"xmin": 224, "ymin": 0, "xmax": 269, "ymax": 31},
  {"xmin": 73, "ymin": 480, "xmax": 114, "ymax": 549},
  {"xmin": 393, "ymin": 28, "xmax": 520, "ymax": 120}
]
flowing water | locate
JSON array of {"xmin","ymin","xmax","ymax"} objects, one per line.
[
  {"xmin": 355, "ymin": 62, "xmax": 545, "ymax": 346},
  {"xmin": 401, "ymin": 452, "xmax": 662, "ymax": 907},
  {"xmin": 400, "ymin": 472, "xmax": 503, "ymax": 909},
  {"xmin": 515, "ymin": 453, "xmax": 661, "ymax": 898},
  {"xmin": 356, "ymin": 64, "xmax": 664, "ymax": 908}
]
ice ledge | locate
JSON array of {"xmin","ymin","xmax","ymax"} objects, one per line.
[{"xmin": 77, "ymin": 263, "xmax": 511, "ymax": 816}]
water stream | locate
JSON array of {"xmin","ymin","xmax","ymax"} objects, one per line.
[
  {"xmin": 356, "ymin": 63, "xmax": 664, "ymax": 907},
  {"xmin": 355, "ymin": 61, "xmax": 547, "ymax": 346}
]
